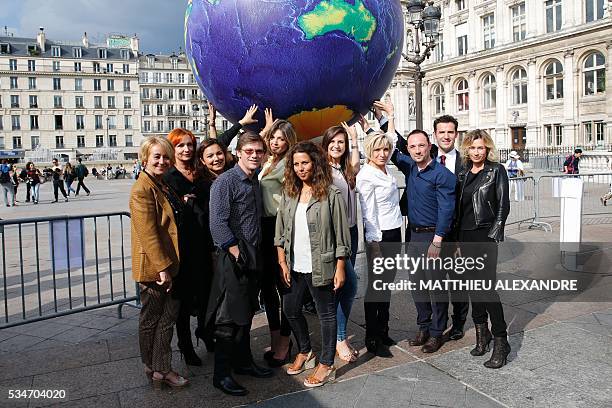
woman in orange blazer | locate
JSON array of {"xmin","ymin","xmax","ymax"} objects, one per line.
[{"xmin": 130, "ymin": 135, "xmax": 188, "ymax": 388}]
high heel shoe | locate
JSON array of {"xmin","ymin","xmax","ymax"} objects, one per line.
[
  {"xmin": 286, "ymin": 350, "xmax": 316, "ymax": 375},
  {"xmin": 180, "ymin": 347, "xmax": 202, "ymax": 366},
  {"xmin": 267, "ymin": 340, "xmax": 293, "ymax": 368},
  {"xmin": 470, "ymin": 323, "xmax": 492, "ymax": 357},
  {"xmin": 303, "ymin": 364, "xmax": 336, "ymax": 388},
  {"xmin": 195, "ymin": 327, "xmax": 215, "ymax": 352},
  {"xmin": 152, "ymin": 371, "xmax": 190, "ymax": 388}
]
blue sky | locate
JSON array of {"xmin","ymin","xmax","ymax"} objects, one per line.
[{"xmin": 0, "ymin": 0, "xmax": 186, "ymax": 53}]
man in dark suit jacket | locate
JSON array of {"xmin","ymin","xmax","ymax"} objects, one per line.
[{"xmin": 431, "ymin": 115, "xmax": 469, "ymax": 341}]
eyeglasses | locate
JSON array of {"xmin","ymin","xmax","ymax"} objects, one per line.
[{"xmin": 241, "ymin": 149, "xmax": 265, "ymax": 156}]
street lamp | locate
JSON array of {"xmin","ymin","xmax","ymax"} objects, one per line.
[
  {"xmin": 106, "ymin": 117, "xmax": 110, "ymax": 147},
  {"xmin": 402, "ymin": 1, "xmax": 442, "ymax": 130}
]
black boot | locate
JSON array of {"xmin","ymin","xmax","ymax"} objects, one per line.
[
  {"xmin": 484, "ymin": 337, "xmax": 510, "ymax": 369},
  {"xmin": 470, "ymin": 323, "xmax": 492, "ymax": 356},
  {"xmin": 380, "ymin": 327, "xmax": 396, "ymax": 347}
]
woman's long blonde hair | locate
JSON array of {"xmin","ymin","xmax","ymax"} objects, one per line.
[{"xmin": 460, "ymin": 129, "xmax": 498, "ymax": 165}]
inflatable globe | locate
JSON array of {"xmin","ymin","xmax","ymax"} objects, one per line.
[{"xmin": 185, "ymin": 0, "xmax": 404, "ymax": 140}]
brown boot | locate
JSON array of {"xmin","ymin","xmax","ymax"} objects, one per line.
[
  {"xmin": 470, "ymin": 323, "xmax": 492, "ymax": 356},
  {"xmin": 421, "ymin": 336, "xmax": 444, "ymax": 353},
  {"xmin": 409, "ymin": 330, "xmax": 430, "ymax": 346}
]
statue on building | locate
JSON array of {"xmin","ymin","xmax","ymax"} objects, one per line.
[{"xmin": 408, "ymin": 93, "xmax": 416, "ymax": 117}]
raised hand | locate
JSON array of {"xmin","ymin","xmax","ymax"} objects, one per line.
[
  {"xmin": 207, "ymin": 101, "xmax": 217, "ymax": 122},
  {"xmin": 340, "ymin": 121, "xmax": 358, "ymax": 143},
  {"xmin": 239, "ymin": 104, "xmax": 259, "ymax": 126},
  {"xmin": 261, "ymin": 108, "xmax": 275, "ymax": 136},
  {"xmin": 373, "ymin": 100, "xmax": 394, "ymax": 117}
]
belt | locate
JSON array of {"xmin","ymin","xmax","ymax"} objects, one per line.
[{"xmin": 411, "ymin": 226, "xmax": 436, "ymax": 233}]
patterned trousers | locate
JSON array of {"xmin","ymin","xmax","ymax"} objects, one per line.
[{"xmin": 138, "ymin": 283, "xmax": 180, "ymax": 373}]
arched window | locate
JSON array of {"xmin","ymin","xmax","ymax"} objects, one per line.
[
  {"xmin": 433, "ymin": 83, "xmax": 445, "ymax": 114},
  {"xmin": 545, "ymin": 60, "xmax": 563, "ymax": 100},
  {"xmin": 456, "ymin": 79, "xmax": 469, "ymax": 112},
  {"xmin": 482, "ymin": 73, "xmax": 496, "ymax": 109},
  {"xmin": 512, "ymin": 68, "xmax": 528, "ymax": 105},
  {"xmin": 584, "ymin": 52, "xmax": 605, "ymax": 96}
]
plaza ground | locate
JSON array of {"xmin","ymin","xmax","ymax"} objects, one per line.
[{"xmin": 0, "ymin": 177, "xmax": 611, "ymax": 407}]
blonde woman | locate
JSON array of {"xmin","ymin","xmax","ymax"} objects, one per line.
[
  {"xmin": 356, "ymin": 131, "xmax": 403, "ymax": 358},
  {"xmin": 130, "ymin": 136, "xmax": 188, "ymax": 388},
  {"xmin": 456, "ymin": 129, "xmax": 510, "ymax": 369}
]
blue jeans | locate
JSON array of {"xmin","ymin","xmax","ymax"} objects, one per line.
[
  {"xmin": 31, "ymin": 183, "xmax": 40, "ymax": 202},
  {"xmin": 335, "ymin": 225, "xmax": 359, "ymax": 341}
]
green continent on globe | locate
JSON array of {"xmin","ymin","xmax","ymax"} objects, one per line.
[{"xmin": 298, "ymin": 0, "xmax": 377, "ymax": 47}]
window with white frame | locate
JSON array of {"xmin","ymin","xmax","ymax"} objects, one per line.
[
  {"xmin": 98, "ymin": 48, "xmax": 107, "ymax": 59},
  {"xmin": 512, "ymin": 68, "xmax": 528, "ymax": 105},
  {"xmin": 9, "ymin": 59, "xmax": 17, "ymax": 70},
  {"xmin": 456, "ymin": 22, "xmax": 468, "ymax": 56},
  {"xmin": 96, "ymin": 135, "xmax": 104, "ymax": 147},
  {"xmin": 9, "ymin": 76, "xmax": 17, "ymax": 89},
  {"xmin": 482, "ymin": 14, "xmax": 495, "ymax": 50},
  {"xmin": 125, "ymin": 135, "xmax": 133, "ymax": 147},
  {"xmin": 72, "ymin": 47, "xmax": 82, "ymax": 58},
  {"xmin": 95, "ymin": 115, "xmax": 103, "ymax": 129},
  {"xmin": 77, "ymin": 135, "xmax": 85, "ymax": 148},
  {"xmin": 144, "ymin": 121, "xmax": 151, "ymax": 132},
  {"xmin": 94, "ymin": 96, "xmax": 102, "ymax": 109},
  {"xmin": 108, "ymin": 96, "xmax": 116, "ymax": 109},
  {"xmin": 434, "ymin": 36, "xmax": 444, "ymax": 62},
  {"xmin": 583, "ymin": 52, "xmax": 605, "ymax": 96},
  {"xmin": 94, "ymin": 79, "xmax": 101, "ymax": 91},
  {"xmin": 147, "ymin": 55, "xmax": 155, "ymax": 67},
  {"xmin": 545, "ymin": 0, "xmax": 562, "ymax": 33},
  {"xmin": 124, "ymin": 115, "xmax": 132, "ymax": 129},
  {"xmin": 123, "ymin": 63, "xmax": 129, "ymax": 74},
  {"xmin": 583, "ymin": 121, "xmax": 605, "ymax": 144},
  {"xmin": 93, "ymin": 62, "xmax": 100, "ymax": 73},
  {"xmin": 482, "ymin": 73, "xmax": 496, "ymax": 109},
  {"xmin": 53, "ymin": 61, "xmax": 60, "ymax": 71},
  {"xmin": 432, "ymin": 83, "xmax": 445, "ymax": 114},
  {"xmin": 157, "ymin": 120, "xmax": 165, "ymax": 132},
  {"xmin": 75, "ymin": 96, "xmax": 84, "ymax": 108},
  {"xmin": 545, "ymin": 60, "xmax": 563, "ymax": 100},
  {"xmin": 511, "ymin": 3, "xmax": 526, "ymax": 42},
  {"xmin": 585, "ymin": 0, "xmax": 605, "ymax": 22},
  {"xmin": 52, "ymin": 46, "xmax": 61, "ymax": 57},
  {"xmin": 75, "ymin": 78, "xmax": 83, "ymax": 91},
  {"xmin": 456, "ymin": 79, "xmax": 469, "ymax": 112},
  {"xmin": 456, "ymin": 0, "xmax": 466, "ymax": 11},
  {"xmin": 121, "ymin": 49, "xmax": 130, "ymax": 60},
  {"xmin": 28, "ymin": 60, "xmax": 36, "ymax": 71},
  {"xmin": 28, "ymin": 77, "xmax": 36, "ymax": 90},
  {"xmin": 124, "ymin": 96, "xmax": 132, "ymax": 109},
  {"xmin": 545, "ymin": 124, "xmax": 563, "ymax": 145},
  {"xmin": 108, "ymin": 116, "xmax": 116, "ymax": 129},
  {"xmin": 74, "ymin": 62, "xmax": 81, "ymax": 72},
  {"xmin": 106, "ymin": 63, "xmax": 113, "ymax": 73}
]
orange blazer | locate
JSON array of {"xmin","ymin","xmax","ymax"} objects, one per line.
[{"xmin": 129, "ymin": 172, "xmax": 180, "ymax": 282}]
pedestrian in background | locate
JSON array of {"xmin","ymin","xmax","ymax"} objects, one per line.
[
  {"xmin": 26, "ymin": 162, "xmax": 42, "ymax": 204},
  {"xmin": 51, "ymin": 158, "xmax": 68, "ymax": 203},
  {"xmin": 563, "ymin": 148, "xmax": 582, "ymax": 174},
  {"xmin": 504, "ymin": 151, "xmax": 525, "ymax": 201},
  {"xmin": 63, "ymin": 163, "xmax": 77, "ymax": 196},
  {"xmin": 0, "ymin": 160, "xmax": 14, "ymax": 207},
  {"xmin": 19, "ymin": 165, "xmax": 31, "ymax": 203},
  {"xmin": 75, "ymin": 158, "xmax": 91, "ymax": 196},
  {"xmin": 130, "ymin": 136, "xmax": 189, "ymax": 388}
]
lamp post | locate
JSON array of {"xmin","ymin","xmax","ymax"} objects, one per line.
[
  {"xmin": 106, "ymin": 117, "xmax": 110, "ymax": 147},
  {"xmin": 402, "ymin": 0, "xmax": 442, "ymax": 130}
]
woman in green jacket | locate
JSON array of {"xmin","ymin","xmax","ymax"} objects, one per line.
[{"xmin": 275, "ymin": 141, "xmax": 350, "ymax": 388}]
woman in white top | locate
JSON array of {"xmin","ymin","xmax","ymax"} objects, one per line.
[
  {"xmin": 356, "ymin": 129, "xmax": 403, "ymax": 358},
  {"xmin": 321, "ymin": 122, "xmax": 360, "ymax": 362}
]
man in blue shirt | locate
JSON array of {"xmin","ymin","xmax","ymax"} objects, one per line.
[{"xmin": 391, "ymin": 129, "xmax": 456, "ymax": 353}]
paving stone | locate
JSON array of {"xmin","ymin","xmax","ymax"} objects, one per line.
[
  {"xmin": 0, "ymin": 376, "xmax": 34, "ymax": 408},
  {"xmin": 30, "ymin": 358, "xmax": 149, "ymax": 406},
  {"xmin": 41, "ymin": 393, "xmax": 121, "ymax": 408},
  {"xmin": 0, "ymin": 340, "xmax": 109, "ymax": 381},
  {"xmin": 50, "ymin": 326, "xmax": 102, "ymax": 344},
  {"xmin": 2, "ymin": 321, "xmax": 73, "ymax": 339},
  {"xmin": 0, "ymin": 334, "xmax": 46, "ymax": 353},
  {"xmin": 353, "ymin": 374, "xmax": 416, "ymax": 408}
]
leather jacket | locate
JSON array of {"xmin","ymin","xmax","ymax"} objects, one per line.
[{"xmin": 456, "ymin": 162, "xmax": 510, "ymax": 241}]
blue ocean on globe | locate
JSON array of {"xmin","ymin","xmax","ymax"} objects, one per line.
[{"xmin": 185, "ymin": 0, "xmax": 404, "ymax": 139}]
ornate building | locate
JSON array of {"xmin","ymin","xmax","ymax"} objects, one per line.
[
  {"xmin": 394, "ymin": 0, "xmax": 612, "ymax": 151},
  {"xmin": 0, "ymin": 29, "xmax": 141, "ymax": 161}
]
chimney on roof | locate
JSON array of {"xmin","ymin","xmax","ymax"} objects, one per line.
[
  {"xmin": 130, "ymin": 34, "xmax": 139, "ymax": 56},
  {"xmin": 36, "ymin": 27, "xmax": 46, "ymax": 52},
  {"xmin": 82, "ymin": 32, "xmax": 89, "ymax": 48}
]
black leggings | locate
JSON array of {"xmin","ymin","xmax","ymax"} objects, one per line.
[
  {"xmin": 260, "ymin": 216, "xmax": 291, "ymax": 336},
  {"xmin": 459, "ymin": 228, "xmax": 507, "ymax": 337}
]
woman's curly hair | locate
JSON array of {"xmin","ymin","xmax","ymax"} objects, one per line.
[{"xmin": 283, "ymin": 141, "xmax": 332, "ymax": 201}]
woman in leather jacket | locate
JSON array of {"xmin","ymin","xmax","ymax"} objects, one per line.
[{"xmin": 455, "ymin": 129, "xmax": 510, "ymax": 369}]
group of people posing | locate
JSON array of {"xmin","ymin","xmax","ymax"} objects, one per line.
[{"xmin": 129, "ymin": 100, "xmax": 511, "ymax": 397}]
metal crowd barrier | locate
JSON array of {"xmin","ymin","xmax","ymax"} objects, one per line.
[
  {"xmin": 530, "ymin": 172, "xmax": 612, "ymax": 232},
  {"xmin": 0, "ymin": 212, "xmax": 139, "ymax": 329}
]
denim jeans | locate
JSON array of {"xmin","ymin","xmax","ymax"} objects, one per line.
[
  {"xmin": 283, "ymin": 271, "xmax": 336, "ymax": 366},
  {"xmin": 1, "ymin": 182, "xmax": 14, "ymax": 206},
  {"xmin": 335, "ymin": 254, "xmax": 357, "ymax": 341},
  {"xmin": 31, "ymin": 184, "xmax": 40, "ymax": 203}
]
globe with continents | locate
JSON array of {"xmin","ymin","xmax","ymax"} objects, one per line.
[{"xmin": 185, "ymin": 0, "xmax": 404, "ymax": 140}]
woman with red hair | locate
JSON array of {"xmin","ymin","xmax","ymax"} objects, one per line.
[{"xmin": 163, "ymin": 128, "xmax": 213, "ymax": 366}]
